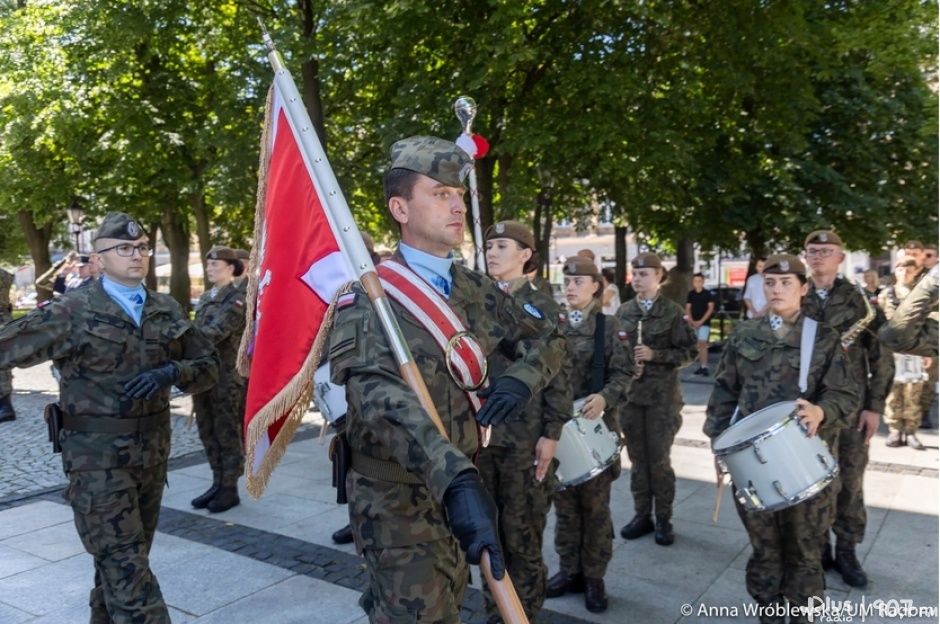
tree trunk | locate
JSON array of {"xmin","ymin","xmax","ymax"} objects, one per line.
[
  {"xmin": 472, "ymin": 156, "xmax": 496, "ymax": 259},
  {"xmin": 532, "ymin": 183, "xmax": 553, "ymax": 277},
  {"xmin": 615, "ymin": 226, "xmax": 628, "ymax": 299},
  {"xmin": 661, "ymin": 237, "xmax": 694, "ymax": 306},
  {"xmin": 745, "ymin": 229, "xmax": 768, "ymax": 277},
  {"xmin": 145, "ymin": 222, "xmax": 159, "ymax": 292},
  {"xmin": 19, "ymin": 211, "xmax": 53, "ymax": 302},
  {"xmin": 190, "ymin": 188, "xmax": 211, "ymax": 284},
  {"xmin": 299, "ymin": 0, "xmax": 327, "ymax": 156},
  {"xmin": 160, "ymin": 208, "xmax": 191, "ymax": 312}
]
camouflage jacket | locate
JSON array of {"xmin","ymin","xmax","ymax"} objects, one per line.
[
  {"xmin": 615, "ymin": 295, "xmax": 697, "ymax": 406},
  {"xmin": 563, "ymin": 306, "xmax": 634, "ymax": 435},
  {"xmin": 878, "ymin": 265, "xmax": 939, "ymax": 358},
  {"xmin": 0, "ymin": 268, "xmax": 12, "ymax": 319},
  {"xmin": 703, "ymin": 313, "xmax": 857, "ymax": 445},
  {"xmin": 0, "ymin": 279, "xmax": 219, "ymax": 471},
  {"xmin": 487, "ymin": 278, "xmax": 572, "ymax": 449},
  {"xmin": 803, "ymin": 278, "xmax": 893, "ymax": 414},
  {"xmin": 194, "ymin": 282, "xmax": 247, "ymax": 388},
  {"xmin": 328, "ymin": 253, "xmax": 565, "ymax": 549}
]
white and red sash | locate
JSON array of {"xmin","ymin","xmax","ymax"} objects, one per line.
[{"xmin": 376, "ymin": 260, "xmax": 489, "ymax": 413}]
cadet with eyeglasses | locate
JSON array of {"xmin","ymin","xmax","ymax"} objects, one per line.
[{"xmin": 0, "ymin": 211, "xmax": 219, "ymax": 624}]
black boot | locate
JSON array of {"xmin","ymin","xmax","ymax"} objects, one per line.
[
  {"xmin": 654, "ymin": 519, "xmax": 674, "ymax": 546},
  {"xmin": 620, "ymin": 514, "xmax": 654, "ymax": 540},
  {"xmin": 820, "ymin": 539, "xmax": 834, "ymax": 571},
  {"xmin": 545, "ymin": 570, "xmax": 584, "ymax": 598},
  {"xmin": 834, "ymin": 545, "xmax": 868, "ymax": 587},
  {"xmin": 0, "ymin": 394, "xmax": 16, "ymax": 423},
  {"xmin": 191, "ymin": 479, "xmax": 221, "ymax": 509},
  {"xmin": 206, "ymin": 485, "xmax": 240, "ymax": 513},
  {"xmin": 583, "ymin": 577, "xmax": 608, "ymax": 613},
  {"xmin": 331, "ymin": 524, "xmax": 354, "ymax": 545}
]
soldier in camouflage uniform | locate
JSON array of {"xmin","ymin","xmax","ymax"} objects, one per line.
[
  {"xmin": 545, "ymin": 255, "xmax": 633, "ymax": 614},
  {"xmin": 918, "ymin": 243, "xmax": 938, "ymax": 428},
  {"xmin": 328, "ymin": 136, "xmax": 566, "ymax": 624},
  {"xmin": 0, "ymin": 211, "xmax": 219, "ymax": 624},
  {"xmin": 880, "ymin": 259, "xmax": 927, "ymax": 449},
  {"xmin": 0, "ymin": 267, "xmax": 15, "ymax": 423},
  {"xmin": 190, "ymin": 246, "xmax": 248, "ymax": 513},
  {"xmin": 879, "ymin": 263, "xmax": 939, "ymax": 359},
  {"xmin": 479, "ymin": 220, "xmax": 572, "ymax": 623},
  {"xmin": 705, "ymin": 254, "xmax": 857, "ymax": 624},
  {"xmin": 801, "ymin": 230, "xmax": 893, "ymax": 588},
  {"xmin": 616, "ymin": 252, "xmax": 696, "ymax": 546}
]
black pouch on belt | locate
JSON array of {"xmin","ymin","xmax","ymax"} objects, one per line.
[
  {"xmin": 44, "ymin": 403, "xmax": 63, "ymax": 454},
  {"xmin": 329, "ymin": 431, "xmax": 351, "ymax": 504}
]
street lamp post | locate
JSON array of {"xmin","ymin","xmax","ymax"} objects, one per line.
[{"xmin": 66, "ymin": 203, "xmax": 84, "ymax": 253}]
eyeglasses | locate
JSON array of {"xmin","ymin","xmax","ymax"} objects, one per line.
[
  {"xmin": 96, "ymin": 243, "xmax": 154, "ymax": 257},
  {"xmin": 805, "ymin": 248, "xmax": 836, "ymax": 258}
]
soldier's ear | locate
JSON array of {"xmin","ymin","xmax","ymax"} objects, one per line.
[{"xmin": 388, "ymin": 197, "xmax": 408, "ymax": 225}]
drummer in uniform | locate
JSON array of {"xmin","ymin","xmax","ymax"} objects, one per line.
[
  {"xmin": 801, "ymin": 230, "xmax": 893, "ymax": 588},
  {"xmin": 328, "ymin": 136, "xmax": 566, "ymax": 624},
  {"xmin": 545, "ymin": 255, "xmax": 633, "ymax": 614},
  {"xmin": 704, "ymin": 254, "xmax": 857, "ymax": 624},
  {"xmin": 616, "ymin": 252, "xmax": 696, "ymax": 545},
  {"xmin": 479, "ymin": 220, "xmax": 572, "ymax": 623}
]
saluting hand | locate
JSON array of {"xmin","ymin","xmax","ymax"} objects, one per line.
[
  {"xmin": 534, "ymin": 437, "xmax": 557, "ymax": 483},
  {"xmin": 795, "ymin": 399, "xmax": 825, "ymax": 437}
]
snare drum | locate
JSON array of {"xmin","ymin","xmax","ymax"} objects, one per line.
[
  {"xmin": 554, "ymin": 398, "xmax": 622, "ymax": 491},
  {"xmin": 314, "ymin": 362, "xmax": 347, "ymax": 425},
  {"xmin": 713, "ymin": 401, "xmax": 838, "ymax": 513}
]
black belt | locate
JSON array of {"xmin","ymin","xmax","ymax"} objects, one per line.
[
  {"xmin": 351, "ymin": 452, "xmax": 424, "ymax": 485},
  {"xmin": 63, "ymin": 412, "xmax": 169, "ymax": 434}
]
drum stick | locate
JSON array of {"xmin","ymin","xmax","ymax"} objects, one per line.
[{"xmin": 712, "ymin": 474, "xmax": 726, "ymax": 523}]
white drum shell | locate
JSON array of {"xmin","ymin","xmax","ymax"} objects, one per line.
[
  {"xmin": 554, "ymin": 398, "xmax": 621, "ymax": 491},
  {"xmin": 314, "ymin": 362, "xmax": 347, "ymax": 425},
  {"xmin": 713, "ymin": 401, "xmax": 838, "ymax": 513}
]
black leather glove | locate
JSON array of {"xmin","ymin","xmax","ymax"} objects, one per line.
[
  {"xmin": 443, "ymin": 470, "xmax": 505, "ymax": 580},
  {"xmin": 474, "ymin": 376, "xmax": 531, "ymax": 427},
  {"xmin": 124, "ymin": 364, "xmax": 179, "ymax": 400}
]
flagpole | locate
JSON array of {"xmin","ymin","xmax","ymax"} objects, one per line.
[{"xmin": 259, "ymin": 27, "xmax": 527, "ymax": 624}]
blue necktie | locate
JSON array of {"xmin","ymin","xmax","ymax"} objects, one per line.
[
  {"xmin": 131, "ymin": 294, "xmax": 143, "ymax": 304},
  {"xmin": 433, "ymin": 276, "xmax": 451, "ymax": 297}
]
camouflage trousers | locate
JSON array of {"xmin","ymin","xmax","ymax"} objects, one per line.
[
  {"xmin": 63, "ymin": 463, "xmax": 170, "ymax": 624},
  {"xmin": 736, "ymin": 486, "xmax": 834, "ymax": 623},
  {"xmin": 193, "ymin": 387, "xmax": 245, "ymax": 484},
  {"xmin": 478, "ymin": 445, "xmax": 553, "ymax": 621},
  {"xmin": 620, "ymin": 402, "xmax": 681, "ymax": 520},
  {"xmin": 886, "ymin": 382, "xmax": 927, "ymax": 434},
  {"xmin": 824, "ymin": 423, "xmax": 868, "ymax": 547},
  {"xmin": 360, "ymin": 537, "xmax": 468, "ymax": 624},
  {"xmin": 923, "ymin": 357, "xmax": 939, "ymax": 411},
  {"xmin": 554, "ymin": 467, "xmax": 615, "ymax": 578}
]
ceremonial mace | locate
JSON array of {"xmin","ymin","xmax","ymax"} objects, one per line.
[{"xmin": 454, "ymin": 96, "xmax": 486, "ymax": 272}]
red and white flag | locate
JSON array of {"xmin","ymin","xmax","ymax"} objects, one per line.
[{"xmin": 237, "ymin": 85, "xmax": 351, "ymax": 498}]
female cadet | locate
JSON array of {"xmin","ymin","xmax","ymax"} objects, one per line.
[
  {"xmin": 479, "ymin": 220, "xmax": 572, "ymax": 624},
  {"xmin": 616, "ymin": 253, "xmax": 696, "ymax": 545},
  {"xmin": 190, "ymin": 246, "xmax": 248, "ymax": 513},
  {"xmin": 704, "ymin": 254, "xmax": 856, "ymax": 624},
  {"xmin": 545, "ymin": 255, "xmax": 633, "ymax": 614}
]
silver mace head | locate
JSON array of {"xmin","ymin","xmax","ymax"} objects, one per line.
[{"xmin": 454, "ymin": 96, "xmax": 477, "ymax": 134}]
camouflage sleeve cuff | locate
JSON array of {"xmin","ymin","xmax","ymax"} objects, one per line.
[
  {"xmin": 866, "ymin": 400, "xmax": 886, "ymax": 415},
  {"xmin": 423, "ymin": 447, "xmax": 477, "ymax": 503},
  {"xmin": 541, "ymin": 421, "xmax": 565, "ymax": 441}
]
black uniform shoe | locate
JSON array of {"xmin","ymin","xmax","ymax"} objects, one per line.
[
  {"xmin": 190, "ymin": 482, "xmax": 221, "ymax": 509},
  {"xmin": 834, "ymin": 545, "xmax": 868, "ymax": 588},
  {"xmin": 620, "ymin": 514, "xmax": 654, "ymax": 540},
  {"xmin": 0, "ymin": 394, "xmax": 16, "ymax": 423},
  {"xmin": 821, "ymin": 540, "xmax": 835, "ymax": 570},
  {"xmin": 583, "ymin": 577, "xmax": 608, "ymax": 613},
  {"xmin": 907, "ymin": 433, "xmax": 925, "ymax": 450},
  {"xmin": 206, "ymin": 486, "xmax": 240, "ymax": 513},
  {"xmin": 545, "ymin": 571, "xmax": 584, "ymax": 598},
  {"xmin": 654, "ymin": 519, "xmax": 674, "ymax": 546},
  {"xmin": 331, "ymin": 524, "xmax": 354, "ymax": 545}
]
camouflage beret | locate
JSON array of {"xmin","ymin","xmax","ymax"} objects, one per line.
[
  {"xmin": 631, "ymin": 252, "xmax": 663, "ymax": 270},
  {"xmin": 389, "ymin": 136, "xmax": 472, "ymax": 187},
  {"xmin": 763, "ymin": 253, "xmax": 806, "ymax": 276},
  {"xmin": 576, "ymin": 249, "xmax": 596, "ymax": 261},
  {"xmin": 206, "ymin": 246, "xmax": 238, "ymax": 261},
  {"xmin": 76, "ymin": 255, "xmax": 91, "ymax": 266},
  {"xmin": 563, "ymin": 255, "xmax": 600, "ymax": 278},
  {"xmin": 804, "ymin": 230, "xmax": 842, "ymax": 247},
  {"xmin": 94, "ymin": 212, "xmax": 145, "ymax": 242},
  {"xmin": 904, "ymin": 239, "xmax": 925, "ymax": 250},
  {"xmin": 485, "ymin": 220, "xmax": 535, "ymax": 249},
  {"xmin": 925, "ymin": 242, "xmax": 938, "ymax": 252},
  {"xmin": 896, "ymin": 258, "xmax": 918, "ymax": 269}
]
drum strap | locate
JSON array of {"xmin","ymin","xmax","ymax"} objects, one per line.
[
  {"xmin": 592, "ymin": 314, "xmax": 606, "ymax": 393},
  {"xmin": 799, "ymin": 318, "xmax": 818, "ymax": 394}
]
